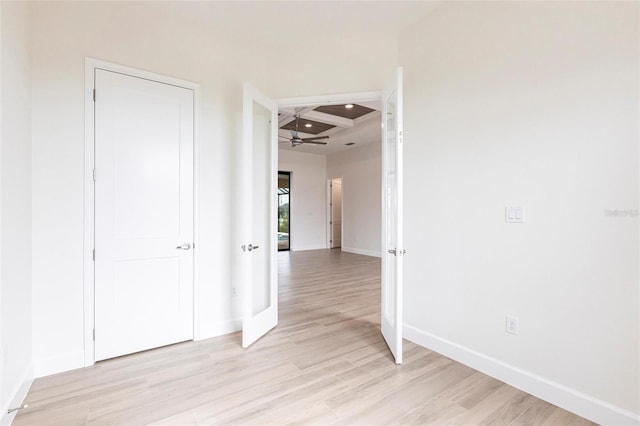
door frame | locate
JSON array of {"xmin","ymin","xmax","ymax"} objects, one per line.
[
  {"xmin": 326, "ymin": 177, "xmax": 344, "ymax": 249},
  {"xmin": 278, "ymin": 171, "xmax": 292, "ymax": 252},
  {"xmin": 83, "ymin": 58, "xmax": 201, "ymax": 366}
]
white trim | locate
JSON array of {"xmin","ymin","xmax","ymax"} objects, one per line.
[
  {"xmin": 192, "ymin": 78, "xmax": 202, "ymax": 342},
  {"xmin": 34, "ymin": 351, "xmax": 84, "ymax": 378},
  {"xmin": 277, "ymin": 91, "xmax": 382, "ymax": 108},
  {"xmin": 404, "ymin": 324, "xmax": 640, "ymax": 426},
  {"xmin": 0, "ymin": 4, "xmax": 3, "ymax": 416},
  {"xmin": 199, "ymin": 319, "xmax": 242, "ymax": 340},
  {"xmin": 0, "ymin": 363, "xmax": 33, "ymax": 426},
  {"xmin": 290, "ymin": 245, "xmax": 328, "ymax": 252},
  {"xmin": 341, "ymin": 246, "xmax": 381, "ymax": 258},
  {"xmin": 326, "ymin": 179, "xmax": 331, "ymax": 249},
  {"xmin": 83, "ymin": 58, "xmax": 201, "ymax": 367}
]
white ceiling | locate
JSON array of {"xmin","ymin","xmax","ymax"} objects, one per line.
[
  {"xmin": 135, "ymin": 1, "xmax": 440, "ymax": 155},
  {"xmin": 147, "ymin": 1, "xmax": 441, "ymax": 49}
]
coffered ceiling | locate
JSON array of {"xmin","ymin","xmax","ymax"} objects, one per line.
[{"xmin": 279, "ymin": 101, "xmax": 381, "ymax": 156}]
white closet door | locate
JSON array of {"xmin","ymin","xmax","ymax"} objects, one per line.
[{"xmin": 94, "ymin": 69, "xmax": 194, "ymax": 361}]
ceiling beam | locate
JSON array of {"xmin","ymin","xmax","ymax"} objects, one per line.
[
  {"xmin": 300, "ymin": 110, "xmax": 354, "ymax": 129},
  {"xmin": 278, "ymin": 106, "xmax": 317, "ymax": 127}
]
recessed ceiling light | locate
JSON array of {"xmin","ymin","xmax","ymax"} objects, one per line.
[
  {"xmin": 345, "ymin": 104, "xmax": 354, "ymax": 109},
  {"xmin": 305, "ymin": 123, "xmax": 312, "ymax": 128}
]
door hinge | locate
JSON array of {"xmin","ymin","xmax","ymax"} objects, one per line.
[
  {"xmin": 92, "ymin": 168, "xmax": 96, "ymax": 181},
  {"xmin": 93, "ymin": 88, "xmax": 96, "ymax": 102},
  {"xmin": 92, "ymin": 249, "xmax": 95, "ymax": 261},
  {"xmin": 93, "ymin": 329, "xmax": 95, "ymax": 341}
]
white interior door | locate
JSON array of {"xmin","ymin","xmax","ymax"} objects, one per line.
[
  {"xmin": 331, "ymin": 178, "xmax": 342, "ymax": 248},
  {"xmin": 241, "ymin": 83, "xmax": 278, "ymax": 348},
  {"xmin": 94, "ymin": 69, "xmax": 194, "ymax": 361},
  {"xmin": 381, "ymin": 67, "xmax": 404, "ymax": 364}
]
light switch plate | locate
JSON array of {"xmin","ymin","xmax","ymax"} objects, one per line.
[{"xmin": 505, "ymin": 206, "xmax": 526, "ymax": 223}]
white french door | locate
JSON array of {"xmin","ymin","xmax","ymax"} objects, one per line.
[
  {"xmin": 94, "ymin": 69, "xmax": 194, "ymax": 361},
  {"xmin": 381, "ymin": 67, "xmax": 404, "ymax": 364},
  {"xmin": 240, "ymin": 83, "xmax": 279, "ymax": 348}
]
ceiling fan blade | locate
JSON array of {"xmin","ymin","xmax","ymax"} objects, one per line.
[
  {"xmin": 303, "ymin": 141, "xmax": 327, "ymax": 145},
  {"xmin": 301, "ymin": 136, "xmax": 329, "ymax": 142}
]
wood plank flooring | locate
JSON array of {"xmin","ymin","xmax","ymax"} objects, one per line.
[{"xmin": 14, "ymin": 249, "xmax": 595, "ymax": 425}]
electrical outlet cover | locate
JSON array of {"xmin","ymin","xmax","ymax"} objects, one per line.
[{"xmin": 505, "ymin": 315, "xmax": 519, "ymax": 335}]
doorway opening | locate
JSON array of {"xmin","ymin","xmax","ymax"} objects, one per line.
[
  {"xmin": 329, "ymin": 177, "xmax": 343, "ymax": 249},
  {"xmin": 241, "ymin": 76, "xmax": 404, "ymax": 364},
  {"xmin": 278, "ymin": 171, "xmax": 291, "ymax": 251}
]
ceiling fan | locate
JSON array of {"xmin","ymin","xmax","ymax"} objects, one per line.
[{"xmin": 279, "ymin": 114, "xmax": 329, "ymax": 147}]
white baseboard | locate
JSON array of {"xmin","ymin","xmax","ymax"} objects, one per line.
[
  {"xmin": 290, "ymin": 244, "xmax": 327, "ymax": 252},
  {"xmin": 198, "ymin": 319, "xmax": 241, "ymax": 340},
  {"xmin": 1, "ymin": 362, "xmax": 33, "ymax": 426},
  {"xmin": 341, "ymin": 246, "xmax": 381, "ymax": 258},
  {"xmin": 33, "ymin": 351, "xmax": 84, "ymax": 378},
  {"xmin": 404, "ymin": 324, "xmax": 640, "ymax": 426}
]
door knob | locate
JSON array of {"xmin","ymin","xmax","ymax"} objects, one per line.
[
  {"xmin": 388, "ymin": 249, "xmax": 396, "ymax": 255},
  {"xmin": 176, "ymin": 243, "xmax": 191, "ymax": 250},
  {"xmin": 241, "ymin": 244, "xmax": 260, "ymax": 252}
]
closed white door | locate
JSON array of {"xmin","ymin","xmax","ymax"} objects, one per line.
[
  {"xmin": 241, "ymin": 83, "xmax": 278, "ymax": 348},
  {"xmin": 381, "ymin": 67, "xmax": 404, "ymax": 364},
  {"xmin": 94, "ymin": 69, "xmax": 194, "ymax": 361},
  {"xmin": 331, "ymin": 179, "xmax": 342, "ymax": 248}
]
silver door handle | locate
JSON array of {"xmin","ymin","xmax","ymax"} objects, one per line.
[
  {"xmin": 241, "ymin": 244, "xmax": 260, "ymax": 252},
  {"xmin": 176, "ymin": 243, "xmax": 191, "ymax": 250},
  {"xmin": 388, "ymin": 248, "xmax": 406, "ymax": 256}
]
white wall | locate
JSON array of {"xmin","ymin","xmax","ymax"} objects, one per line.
[
  {"xmin": 29, "ymin": 1, "xmax": 273, "ymax": 375},
  {"xmin": 0, "ymin": 1, "xmax": 33, "ymax": 422},
  {"xmin": 27, "ymin": 1, "xmax": 396, "ymax": 377},
  {"xmin": 327, "ymin": 142, "xmax": 381, "ymax": 257},
  {"xmin": 400, "ymin": 2, "xmax": 639, "ymax": 424},
  {"xmin": 25, "ymin": 2, "xmax": 636, "ymax": 423},
  {"xmin": 278, "ymin": 150, "xmax": 327, "ymax": 251}
]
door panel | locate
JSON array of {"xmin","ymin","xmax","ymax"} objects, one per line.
[
  {"xmin": 94, "ymin": 69, "xmax": 194, "ymax": 361},
  {"xmin": 381, "ymin": 67, "xmax": 404, "ymax": 364},
  {"xmin": 241, "ymin": 84, "xmax": 278, "ymax": 348}
]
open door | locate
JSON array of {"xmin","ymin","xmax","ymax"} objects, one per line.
[
  {"xmin": 330, "ymin": 178, "xmax": 342, "ymax": 248},
  {"xmin": 381, "ymin": 67, "xmax": 404, "ymax": 364},
  {"xmin": 241, "ymin": 83, "xmax": 278, "ymax": 348}
]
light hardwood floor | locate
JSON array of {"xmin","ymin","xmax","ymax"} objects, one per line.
[{"xmin": 15, "ymin": 249, "xmax": 595, "ymax": 425}]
